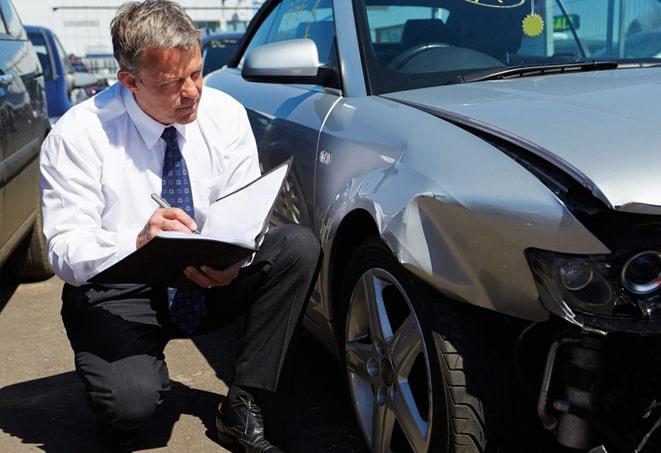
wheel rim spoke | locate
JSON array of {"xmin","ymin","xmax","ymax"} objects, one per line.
[
  {"xmin": 389, "ymin": 314, "xmax": 422, "ymax": 377},
  {"xmin": 372, "ymin": 400, "xmax": 396, "ymax": 453},
  {"xmin": 346, "ymin": 340, "xmax": 374, "ymax": 381},
  {"xmin": 393, "ymin": 381, "xmax": 429, "ymax": 453},
  {"xmin": 363, "ymin": 272, "xmax": 394, "ymax": 343}
]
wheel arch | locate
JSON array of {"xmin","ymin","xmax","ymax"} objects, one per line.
[{"xmin": 327, "ymin": 208, "xmax": 380, "ymax": 324}]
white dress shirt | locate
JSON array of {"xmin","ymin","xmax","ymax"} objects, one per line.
[{"xmin": 40, "ymin": 82, "xmax": 261, "ymax": 286}]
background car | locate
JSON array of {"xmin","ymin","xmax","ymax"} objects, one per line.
[
  {"xmin": 201, "ymin": 31, "xmax": 243, "ymax": 76},
  {"xmin": 0, "ymin": 0, "xmax": 52, "ymax": 281},
  {"xmin": 68, "ymin": 54, "xmax": 108, "ymax": 97},
  {"xmin": 26, "ymin": 25, "xmax": 99, "ymax": 125},
  {"xmin": 206, "ymin": 0, "xmax": 661, "ymax": 451}
]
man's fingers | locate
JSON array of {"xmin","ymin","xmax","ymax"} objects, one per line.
[
  {"xmin": 161, "ymin": 218, "xmax": 194, "ymax": 233},
  {"xmin": 200, "ymin": 262, "xmax": 241, "ymax": 286},
  {"xmin": 184, "ymin": 266, "xmax": 214, "ymax": 288},
  {"xmin": 159, "ymin": 207, "xmax": 198, "ymax": 232}
]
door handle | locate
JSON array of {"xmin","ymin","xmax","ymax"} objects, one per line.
[{"xmin": 0, "ymin": 73, "xmax": 14, "ymax": 88}]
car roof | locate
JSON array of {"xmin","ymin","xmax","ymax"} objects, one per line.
[{"xmin": 24, "ymin": 24, "xmax": 51, "ymax": 34}]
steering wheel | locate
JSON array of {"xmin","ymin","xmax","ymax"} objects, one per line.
[{"xmin": 387, "ymin": 43, "xmax": 449, "ymax": 72}]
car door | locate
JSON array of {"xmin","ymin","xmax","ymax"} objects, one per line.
[
  {"xmin": 208, "ymin": 0, "xmax": 341, "ymax": 229},
  {"xmin": 0, "ymin": 0, "xmax": 45, "ymax": 261}
]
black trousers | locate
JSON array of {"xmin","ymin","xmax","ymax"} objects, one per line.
[{"xmin": 61, "ymin": 225, "xmax": 321, "ymax": 431}]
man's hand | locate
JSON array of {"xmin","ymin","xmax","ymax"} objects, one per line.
[
  {"xmin": 183, "ymin": 261, "xmax": 244, "ymax": 288},
  {"xmin": 136, "ymin": 207, "xmax": 198, "ymax": 249}
]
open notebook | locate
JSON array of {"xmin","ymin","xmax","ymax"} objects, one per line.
[{"xmin": 89, "ymin": 159, "xmax": 292, "ymax": 287}]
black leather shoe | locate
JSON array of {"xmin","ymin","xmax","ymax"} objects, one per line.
[
  {"xmin": 96, "ymin": 420, "xmax": 138, "ymax": 451},
  {"xmin": 216, "ymin": 392, "xmax": 284, "ymax": 453}
]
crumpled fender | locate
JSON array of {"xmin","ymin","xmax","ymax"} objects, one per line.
[{"xmin": 324, "ymin": 140, "xmax": 610, "ymax": 322}]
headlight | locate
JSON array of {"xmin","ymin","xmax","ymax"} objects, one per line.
[
  {"xmin": 528, "ymin": 251, "xmax": 616, "ymax": 316},
  {"xmin": 526, "ymin": 249, "xmax": 661, "ymax": 333},
  {"xmin": 621, "ymin": 250, "xmax": 661, "ymax": 295},
  {"xmin": 558, "ymin": 262, "xmax": 594, "ymax": 291}
]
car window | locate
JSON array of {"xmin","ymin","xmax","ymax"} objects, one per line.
[
  {"xmin": 358, "ymin": 0, "xmax": 661, "ymax": 95},
  {"xmin": 27, "ymin": 30, "xmax": 53, "ymax": 79},
  {"xmin": 241, "ymin": 3, "xmax": 282, "ymax": 64},
  {"xmin": 364, "ymin": 4, "xmax": 450, "ymax": 67},
  {"xmin": 267, "ymin": 0, "xmax": 335, "ymax": 65},
  {"xmin": 53, "ymin": 34, "xmax": 72, "ymax": 76},
  {"xmin": 202, "ymin": 37, "xmax": 241, "ymax": 75},
  {"xmin": 0, "ymin": 0, "xmax": 24, "ymax": 38}
]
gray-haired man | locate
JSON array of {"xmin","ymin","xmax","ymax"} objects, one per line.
[{"xmin": 40, "ymin": 1, "xmax": 320, "ymax": 451}]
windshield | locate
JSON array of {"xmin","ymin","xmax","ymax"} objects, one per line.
[{"xmin": 357, "ymin": 0, "xmax": 661, "ymax": 94}]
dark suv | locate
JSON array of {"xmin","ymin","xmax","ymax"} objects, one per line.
[{"xmin": 0, "ymin": 0, "xmax": 52, "ymax": 281}]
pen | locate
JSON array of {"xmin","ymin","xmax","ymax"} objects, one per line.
[
  {"xmin": 151, "ymin": 192, "xmax": 171, "ymax": 209},
  {"xmin": 150, "ymin": 192, "xmax": 200, "ymax": 234}
]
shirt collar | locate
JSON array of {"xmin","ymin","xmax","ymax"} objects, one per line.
[{"xmin": 121, "ymin": 84, "xmax": 189, "ymax": 150}]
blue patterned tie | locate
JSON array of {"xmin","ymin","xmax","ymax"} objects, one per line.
[{"xmin": 161, "ymin": 126, "xmax": 206, "ymax": 334}]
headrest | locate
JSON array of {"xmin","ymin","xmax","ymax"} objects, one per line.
[
  {"xmin": 445, "ymin": 8, "xmax": 525, "ymax": 61},
  {"xmin": 400, "ymin": 19, "xmax": 448, "ymax": 49}
]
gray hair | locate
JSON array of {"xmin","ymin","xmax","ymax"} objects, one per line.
[{"xmin": 111, "ymin": 0, "xmax": 200, "ymax": 73}]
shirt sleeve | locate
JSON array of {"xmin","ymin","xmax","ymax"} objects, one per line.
[
  {"xmin": 40, "ymin": 133, "xmax": 138, "ymax": 286},
  {"xmin": 218, "ymin": 102, "xmax": 262, "ymax": 198}
]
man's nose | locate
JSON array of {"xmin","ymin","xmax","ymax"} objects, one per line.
[{"xmin": 181, "ymin": 76, "xmax": 199, "ymax": 98}]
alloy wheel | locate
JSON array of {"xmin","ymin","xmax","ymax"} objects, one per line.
[{"xmin": 345, "ymin": 268, "xmax": 433, "ymax": 453}]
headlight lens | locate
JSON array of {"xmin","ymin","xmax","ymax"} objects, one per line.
[
  {"xmin": 526, "ymin": 249, "xmax": 661, "ymax": 326},
  {"xmin": 558, "ymin": 262, "xmax": 594, "ymax": 291},
  {"xmin": 621, "ymin": 251, "xmax": 661, "ymax": 295}
]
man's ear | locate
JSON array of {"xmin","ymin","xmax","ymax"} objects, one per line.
[{"xmin": 118, "ymin": 69, "xmax": 139, "ymax": 92}]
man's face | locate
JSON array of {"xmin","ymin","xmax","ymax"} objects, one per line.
[{"xmin": 119, "ymin": 45, "xmax": 203, "ymax": 125}]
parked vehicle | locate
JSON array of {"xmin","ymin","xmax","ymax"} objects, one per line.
[
  {"xmin": 68, "ymin": 54, "xmax": 108, "ymax": 96},
  {"xmin": 206, "ymin": 0, "xmax": 661, "ymax": 451},
  {"xmin": 0, "ymin": 0, "xmax": 52, "ymax": 281},
  {"xmin": 201, "ymin": 32, "xmax": 243, "ymax": 76},
  {"xmin": 25, "ymin": 25, "xmax": 98, "ymax": 125}
]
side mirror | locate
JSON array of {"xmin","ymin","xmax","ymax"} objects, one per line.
[{"xmin": 242, "ymin": 38, "xmax": 334, "ymax": 85}]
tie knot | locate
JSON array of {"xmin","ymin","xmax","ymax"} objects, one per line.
[{"xmin": 161, "ymin": 126, "xmax": 178, "ymax": 146}]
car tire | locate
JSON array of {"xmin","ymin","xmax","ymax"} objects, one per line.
[
  {"xmin": 339, "ymin": 237, "xmax": 514, "ymax": 453},
  {"xmin": 10, "ymin": 208, "xmax": 53, "ymax": 282}
]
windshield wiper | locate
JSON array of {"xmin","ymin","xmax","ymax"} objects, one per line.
[{"xmin": 452, "ymin": 60, "xmax": 621, "ymax": 84}]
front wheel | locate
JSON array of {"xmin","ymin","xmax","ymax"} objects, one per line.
[{"xmin": 340, "ymin": 238, "xmax": 515, "ymax": 453}]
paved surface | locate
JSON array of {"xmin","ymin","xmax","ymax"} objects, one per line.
[{"xmin": 0, "ymin": 267, "xmax": 367, "ymax": 452}]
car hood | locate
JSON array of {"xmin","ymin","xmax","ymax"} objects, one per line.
[{"xmin": 383, "ymin": 67, "xmax": 661, "ymax": 214}]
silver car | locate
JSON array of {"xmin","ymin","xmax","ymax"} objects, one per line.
[{"xmin": 205, "ymin": 0, "xmax": 661, "ymax": 451}]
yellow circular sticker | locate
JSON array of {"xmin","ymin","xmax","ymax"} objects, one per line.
[{"xmin": 522, "ymin": 13, "xmax": 544, "ymax": 37}]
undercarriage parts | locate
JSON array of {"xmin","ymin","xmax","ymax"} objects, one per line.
[{"xmin": 538, "ymin": 334, "xmax": 607, "ymax": 450}]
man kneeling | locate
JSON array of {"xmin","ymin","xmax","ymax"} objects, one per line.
[{"xmin": 40, "ymin": 1, "xmax": 321, "ymax": 450}]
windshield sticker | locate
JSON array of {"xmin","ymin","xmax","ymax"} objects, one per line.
[{"xmin": 464, "ymin": 0, "xmax": 525, "ymax": 8}]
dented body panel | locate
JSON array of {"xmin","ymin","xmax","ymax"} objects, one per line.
[{"xmin": 315, "ymin": 95, "xmax": 610, "ymax": 322}]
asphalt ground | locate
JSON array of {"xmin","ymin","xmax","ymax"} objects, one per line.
[{"xmin": 0, "ymin": 266, "xmax": 367, "ymax": 452}]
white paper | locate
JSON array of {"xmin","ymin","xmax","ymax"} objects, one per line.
[{"xmin": 163, "ymin": 161, "xmax": 290, "ymax": 248}]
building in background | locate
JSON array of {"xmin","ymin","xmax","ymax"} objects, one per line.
[{"xmin": 15, "ymin": 0, "xmax": 261, "ymax": 79}]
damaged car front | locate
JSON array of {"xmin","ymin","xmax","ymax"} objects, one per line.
[
  {"xmin": 205, "ymin": 0, "xmax": 661, "ymax": 451},
  {"xmin": 338, "ymin": 1, "xmax": 661, "ymax": 450}
]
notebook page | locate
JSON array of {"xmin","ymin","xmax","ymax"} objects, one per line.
[{"xmin": 201, "ymin": 162, "xmax": 289, "ymax": 246}]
